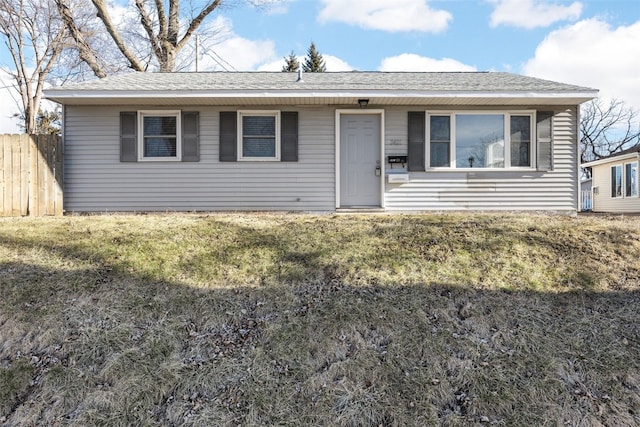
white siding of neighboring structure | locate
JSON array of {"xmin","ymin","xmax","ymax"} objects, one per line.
[
  {"xmin": 590, "ymin": 159, "xmax": 640, "ymax": 213},
  {"xmin": 64, "ymin": 104, "xmax": 580, "ymax": 213},
  {"xmin": 63, "ymin": 105, "xmax": 336, "ymax": 212},
  {"xmin": 383, "ymin": 106, "xmax": 579, "ymax": 212}
]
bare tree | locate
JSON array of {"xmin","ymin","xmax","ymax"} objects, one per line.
[
  {"xmin": 58, "ymin": 0, "xmax": 226, "ymax": 75},
  {"xmin": 580, "ymin": 98, "xmax": 640, "ymax": 174},
  {"xmin": 55, "ymin": 0, "xmax": 108, "ymax": 78},
  {"xmin": 0, "ymin": 0, "xmax": 66, "ymax": 133}
]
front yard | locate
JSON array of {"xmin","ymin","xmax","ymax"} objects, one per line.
[{"xmin": 1, "ymin": 213, "xmax": 639, "ymax": 426}]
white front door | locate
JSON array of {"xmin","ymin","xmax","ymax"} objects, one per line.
[{"xmin": 339, "ymin": 114, "xmax": 381, "ymax": 207}]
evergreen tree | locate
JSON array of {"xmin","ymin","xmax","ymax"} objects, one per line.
[
  {"xmin": 36, "ymin": 108, "xmax": 62, "ymax": 135},
  {"xmin": 302, "ymin": 42, "xmax": 326, "ymax": 72},
  {"xmin": 281, "ymin": 51, "xmax": 300, "ymax": 72},
  {"xmin": 14, "ymin": 108, "xmax": 61, "ymax": 135}
]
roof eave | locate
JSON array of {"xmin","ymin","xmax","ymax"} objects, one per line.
[
  {"xmin": 582, "ymin": 152, "xmax": 640, "ymax": 168},
  {"xmin": 44, "ymin": 89, "xmax": 599, "ymax": 106}
]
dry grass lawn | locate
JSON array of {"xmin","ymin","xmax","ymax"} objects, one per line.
[{"xmin": 0, "ymin": 212, "xmax": 639, "ymax": 426}]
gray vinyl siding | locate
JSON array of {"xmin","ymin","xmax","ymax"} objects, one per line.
[
  {"xmin": 63, "ymin": 105, "xmax": 335, "ymax": 212},
  {"xmin": 64, "ymin": 104, "xmax": 580, "ymax": 213},
  {"xmin": 383, "ymin": 106, "xmax": 579, "ymax": 212},
  {"xmin": 590, "ymin": 159, "xmax": 640, "ymax": 213}
]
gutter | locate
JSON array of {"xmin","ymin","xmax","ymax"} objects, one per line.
[
  {"xmin": 582, "ymin": 152, "xmax": 640, "ymax": 168},
  {"xmin": 43, "ymin": 89, "xmax": 599, "ymax": 104}
]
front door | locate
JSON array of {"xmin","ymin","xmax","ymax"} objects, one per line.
[{"xmin": 340, "ymin": 114, "xmax": 381, "ymax": 207}]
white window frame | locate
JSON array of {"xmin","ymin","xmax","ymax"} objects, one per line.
[
  {"xmin": 611, "ymin": 164, "xmax": 623, "ymax": 198},
  {"xmin": 138, "ymin": 110, "xmax": 182, "ymax": 161},
  {"xmin": 425, "ymin": 110, "xmax": 535, "ymax": 170},
  {"xmin": 237, "ymin": 110, "xmax": 281, "ymax": 161},
  {"xmin": 624, "ymin": 161, "xmax": 638, "ymax": 197}
]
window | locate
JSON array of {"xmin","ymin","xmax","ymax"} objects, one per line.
[
  {"xmin": 238, "ymin": 111, "xmax": 280, "ymax": 161},
  {"xmin": 625, "ymin": 162, "xmax": 638, "ymax": 197},
  {"xmin": 456, "ymin": 114, "xmax": 504, "ymax": 168},
  {"xmin": 611, "ymin": 165, "xmax": 622, "ymax": 197},
  {"xmin": 429, "ymin": 115, "xmax": 450, "ymax": 167},
  {"xmin": 510, "ymin": 115, "xmax": 531, "ymax": 167},
  {"xmin": 426, "ymin": 112, "xmax": 534, "ymax": 169},
  {"xmin": 138, "ymin": 111, "xmax": 181, "ymax": 160}
]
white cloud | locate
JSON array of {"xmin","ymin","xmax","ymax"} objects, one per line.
[
  {"xmin": 323, "ymin": 55, "xmax": 355, "ymax": 71},
  {"xmin": 257, "ymin": 54, "xmax": 355, "ymax": 71},
  {"xmin": 256, "ymin": 59, "xmax": 286, "ymax": 72},
  {"xmin": 189, "ymin": 16, "xmax": 278, "ymax": 71},
  {"xmin": 523, "ymin": 18, "xmax": 640, "ymax": 111},
  {"xmin": 0, "ymin": 74, "xmax": 22, "ymax": 134},
  {"xmin": 489, "ymin": 0, "xmax": 582, "ymax": 29},
  {"xmin": 378, "ymin": 54, "xmax": 477, "ymax": 72},
  {"xmin": 318, "ymin": 0, "xmax": 452, "ymax": 33}
]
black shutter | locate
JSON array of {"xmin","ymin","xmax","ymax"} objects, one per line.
[
  {"xmin": 219, "ymin": 111, "xmax": 237, "ymax": 162},
  {"xmin": 281, "ymin": 112, "xmax": 298, "ymax": 162},
  {"xmin": 120, "ymin": 112, "xmax": 137, "ymax": 162},
  {"xmin": 182, "ymin": 111, "xmax": 199, "ymax": 162},
  {"xmin": 408, "ymin": 111, "xmax": 425, "ymax": 171},
  {"xmin": 536, "ymin": 111, "xmax": 553, "ymax": 171}
]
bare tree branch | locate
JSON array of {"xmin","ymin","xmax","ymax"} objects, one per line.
[
  {"xmin": 60, "ymin": 0, "xmax": 260, "ymax": 74},
  {"xmin": 55, "ymin": 0, "xmax": 107, "ymax": 78},
  {"xmin": 134, "ymin": 0, "xmax": 163, "ymax": 64},
  {"xmin": 0, "ymin": 0, "xmax": 68, "ymax": 133},
  {"xmin": 177, "ymin": 0, "xmax": 221, "ymax": 51},
  {"xmin": 91, "ymin": 0, "xmax": 145, "ymax": 71},
  {"xmin": 154, "ymin": 0, "xmax": 167, "ymax": 38},
  {"xmin": 581, "ymin": 98, "xmax": 640, "ymax": 177}
]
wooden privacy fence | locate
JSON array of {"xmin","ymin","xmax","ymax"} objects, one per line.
[{"xmin": 1, "ymin": 134, "xmax": 63, "ymax": 216}]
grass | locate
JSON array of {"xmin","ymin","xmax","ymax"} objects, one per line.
[{"xmin": 0, "ymin": 212, "xmax": 639, "ymax": 426}]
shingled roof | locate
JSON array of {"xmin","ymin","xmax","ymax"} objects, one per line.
[{"xmin": 44, "ymin": 71, "xmax": 598, "ymax": 106}]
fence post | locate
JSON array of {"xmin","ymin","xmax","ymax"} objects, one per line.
[
  {"xmin": 11, "ymin": 135, "xmax": 21, "ymax": 215},
  {"xmin": 29, "ymin": 135, "xmax": 39, "ymax": 216},
  {"xmin": 19, "ymin": 134, "xmax": 30, "ymax": 216},
  {"xmin": 0, "ymin": 135, "xmax": 7, "ymax": 216}
]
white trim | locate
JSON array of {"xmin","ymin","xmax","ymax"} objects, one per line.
[
  {"xmin": 61, "ymin": 104, "xmax": 66, "ymax": 144},
  {"xmin": 45, "ymin": 89, "xmax": 599, "ymax": 101},
  {"xmin": 582, "ymin": 152, "xmax": 640, "ymax": 168},
  {"xmin": 425, "ymin": 110, "xmax": 535, "ymax": 171},
  {"xmin": 137, "ymin": 110, "xmax": 182, "ymax": 162},
  {"xmin": 237, "ymin": 110, "xmax": 281, "ymax": 161},
  {"xmin": 623, "ymin": 161, "xmax": 639, "ymax": 198},
  {"xmin": 576, "ymin": 106, "xmax": 581, "ymax": 212},
  {"xmin": 611, "ymin": 164, "xmax": 623, "ymax": 198},
  {"xmin": 335, "ymin": 109, "xmax": 385, "ymax": 209},
  {"xmin": 606, "ymin": 161, "xmax": 640, "ymax": 199}
]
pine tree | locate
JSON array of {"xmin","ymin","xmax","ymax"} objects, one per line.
[
  {"xmin": 302, "ymin": 42, "xmax": 326, "ymax": 73},
  {"xmin": 281, "ymin": 51, "xmax": 300, "ymax": 72}
]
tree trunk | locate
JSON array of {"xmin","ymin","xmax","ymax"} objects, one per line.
[
  {"xmin": 84, "ymin": 0, "xmax": 223, "ymax": 73},
  {"xmin": 55, "ymin": 0, "xmax": 108, "ymax": 78},
  {"xmin": 0, "ymin": 0, "xmax": 67, "ymax": 134},
  {"xmin": 91, "ymin": 0, "xmax": 145, "ymax": 71}
]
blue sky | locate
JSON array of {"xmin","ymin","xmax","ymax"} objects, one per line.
[
  {"xmin": 1, "ymin": 0, "xmax": 640, "ymax": 133},
  {"xmin": 225, "ymin": 0, "xmax": 597, "ymax": 71}
]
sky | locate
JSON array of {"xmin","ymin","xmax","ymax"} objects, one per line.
[{"xmin": 1, "ymin": 0, "xmax": 640, "ymax": 133}]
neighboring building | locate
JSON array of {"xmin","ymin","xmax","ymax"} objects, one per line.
[
  {"xmin": 44, "ymin": 71, "xmax": 597, "ymax": 213},
  {"xmin": 580, "ymin": 178, "xmax": 592, "ymax": 211},
  {"xmin": 582, "ymin": 147, "xmax": 640, "ymax": 213}
]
